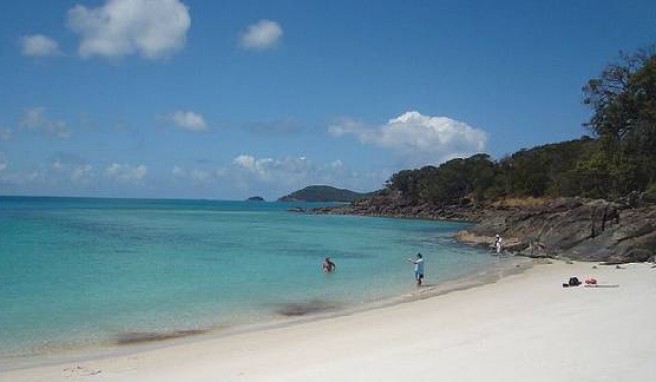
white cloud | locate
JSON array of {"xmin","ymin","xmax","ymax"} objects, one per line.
[
  {"xmin": 329, "ymin": 111, "xmax": 487, "ymax": 167},
  {"xmin": 167, "ymin": 110, "xmax": 207, "ymax": 132},
  {"xmin": 232, "ymin": 155, "xmax": 310, "ymax": 181},
  {"xmin": 49, "ymin": 153, "xmax": 94, "ymax": 184},
  {"xmin": 233, "ymin": 155, "xmax": 272, "ymax": 176},
  {"xmin": 67, "ymin": 0, "xmax": 191, "ymax": 60},
  {"xmin": 20, "ymin": 34, "xmax": 61, "ymax": 57},
  {"xmin": 20, "ymin": 107, "xmax": 71, "ymax": 138},
  {"xmin": 71, "ymin": 164, "xmax": 94, "ymax": 184},
  {"xmin": 104, "ymin": 163, "xmax": 147, "ymax": 183},
  {"xmin": 239, "ymin": 19, "xmax": 283, "ymax": 50}
]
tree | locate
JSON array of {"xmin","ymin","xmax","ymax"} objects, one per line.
[{"xmin": 582, "ymin": 47, "xmax": 656, "ymax": 195}]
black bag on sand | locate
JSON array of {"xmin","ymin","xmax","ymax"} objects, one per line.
[{"xmin": 568, "ymin": 277, "xmax": 581, "ymax": 287}]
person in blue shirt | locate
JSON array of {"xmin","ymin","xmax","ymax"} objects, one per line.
[{"xmin": 407, "ymin": 253, "xmax": 425, "ymax": 286}]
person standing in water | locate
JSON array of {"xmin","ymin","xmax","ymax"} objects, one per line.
[
  {"xmin": 322, "ymin": 257, "xmax": 336, "ymax": 272},
  {"xmin": 407, "ymin": 253, "xmax": 425, "ymax": 286},
  {"xmin": 494, "ymin": 234, "xmax": 503, "ymax": 254}
]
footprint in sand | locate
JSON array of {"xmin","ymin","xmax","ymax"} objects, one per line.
[{"xmin": 63, "ymin": 365, "xmax": 102, "ymax": 377}]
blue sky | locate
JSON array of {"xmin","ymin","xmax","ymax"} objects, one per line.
[{"xmin": 1, "ymin": 0, "xmax": 654, "ymax": 200}]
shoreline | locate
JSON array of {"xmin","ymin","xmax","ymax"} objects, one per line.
[
  {"xmin": 1, "ymin": 254, "xmax": 530, "ymax": 372},
  {"xmin": 4, "ymin": 259, "xmax": 654, "ymax": 381}
]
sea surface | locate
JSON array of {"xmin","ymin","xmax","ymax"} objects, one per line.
[{"xmin": 0, "ymin": 196, "xmax": 501, "ymax": 366}]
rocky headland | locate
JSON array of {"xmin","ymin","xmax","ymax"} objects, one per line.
[{"xmin": 313, "ymin": 194, "xmax": 656, "ymax": 264}]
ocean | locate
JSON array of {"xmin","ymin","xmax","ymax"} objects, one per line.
[{"xmin": 0, "ymin": 196, "xmax": 501, "ymax": 367}]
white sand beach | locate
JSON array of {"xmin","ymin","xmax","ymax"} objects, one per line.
[{"xmin": 2, "ymin": 260, "xmax": 655, "ymax": 382}]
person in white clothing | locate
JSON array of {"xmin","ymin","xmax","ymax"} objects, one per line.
[
  {"xmin": 407, "ymin": 253, "xmax": 425, "ymax": 286},
  {"xmin": 494, "ymin": 234, "xmax": 503, "ymax": 254}
]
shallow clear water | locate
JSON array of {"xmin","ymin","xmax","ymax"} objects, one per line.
[{"xmin": 0, "ymin": 196, "xmax": 497, "ymax": 361}]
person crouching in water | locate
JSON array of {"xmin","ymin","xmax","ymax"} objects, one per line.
[
  {"xmin": 407, "ymin": 253, "xmax": 425, "ymax": 286},
  {"xmin": 322, "ymin": 257, "xmax": 336, "ymax": 272}
]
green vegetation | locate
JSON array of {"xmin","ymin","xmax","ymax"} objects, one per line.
[
  {"xmin": 384, "ymin": 48, "xmax": 656, "ymax": 206},
  {"xmin": 278, "ymin": 185, "xmax": 371, "ymax": 202}
]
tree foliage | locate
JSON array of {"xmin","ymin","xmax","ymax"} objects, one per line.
[{"xmin": 582, "ymin": 47, "xmax": 656, "ymax": 196}]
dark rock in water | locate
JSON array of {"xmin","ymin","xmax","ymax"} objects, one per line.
[
  {"xmin": 115, "ymin": 329, "xmax": 208, "ymax": 345},
  {"xmin": 275, "ymin": 299, "xmax": 340, "ymax": 317},
  {"xmin": 287, "ymin": 207, "xmax": 307, "ymax": 213}
]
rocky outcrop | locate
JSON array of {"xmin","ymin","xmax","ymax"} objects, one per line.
[
  {"xmin": 315, "ymin": 195, "xmax": 656, "ymax": 264},
  {"xmin": 457, "ymin": 198, "xmax": 656, "ymax": 263}
]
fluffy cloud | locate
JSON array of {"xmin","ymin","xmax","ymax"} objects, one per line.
[
  {"xmin": 166, "ymin": 110, "xmax": 208, "ymax": 132},
  {"xmin": 0, "ymin": 158, "xmax": 149, "ymax": 194},
  {"xmin": 67, "ymin": 0, "xmax": 191, "ymax": 60},
  {"xmin": 71, "ymin": 164, "xmax": 93, "ymax": 184},
  {"xmin": 239, "ymin": 20, "xmax": 283, "ymax": 50},
  {"xmin": 233, "ymin": 155, "xmax": 275, "ymax": 176},
  {"xmin": 50, "ymin": 152, "xmax": 94, "ymax": 184},
  {"xmin": 329, "ymin": 111, "xmax": 487, "ymax": 167},
  {"xmin": 232, "ymin": 155, "xmax": 310, "ymax": 181},
  {"xmin": 20, "ymin": 107, "xmax": 71, "ymax": 138},
  {"xmin": 104, "ymin": 163, "xmax": 147, "ymax": 183},
  {"xmin": 20, "ymin": 34, "xmax": 61, "ymax": 57}
]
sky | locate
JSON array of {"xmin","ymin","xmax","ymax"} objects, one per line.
[{"xmin": 1, "ymin": 0, "xmax": 655, "ymax": 200}]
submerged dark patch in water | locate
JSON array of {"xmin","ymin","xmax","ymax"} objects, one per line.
[
  {"xmin": 274, "ymin": 299, "xmax": 341, "ymax": 317},
  {"xmin": 114, "ymin": 328, "xmax": 208, "ymax": 345}
]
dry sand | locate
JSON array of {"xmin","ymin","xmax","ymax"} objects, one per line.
[{"xmin": 2, "ymin": 260, "xmax": 655, "ymax": 382}]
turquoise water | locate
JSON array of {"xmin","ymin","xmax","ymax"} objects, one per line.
[{"xmin": 0, "ymin": 196, "xmax": 496, "ymax": 362}]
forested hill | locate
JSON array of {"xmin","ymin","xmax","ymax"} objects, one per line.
[{"xmin": 278, "ymin": 185, "xmax": 370, "ymax": 202}]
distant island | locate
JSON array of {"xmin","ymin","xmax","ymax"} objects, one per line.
[
  {"xmin": 246, "ymin": 196, "xmax": 265, "ymax": 201},
  {"xmin": 278, "ymin": 185, "xmax": 371, "ymax": 202}
]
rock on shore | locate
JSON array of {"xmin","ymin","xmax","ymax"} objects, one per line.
[
  {"xmin": 457, "ymin": 198, "xmax": 656, "ymax": 264},
  {"xmin": 315, "ymin": 195, "xmax": 656, "ymax": 264}
]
